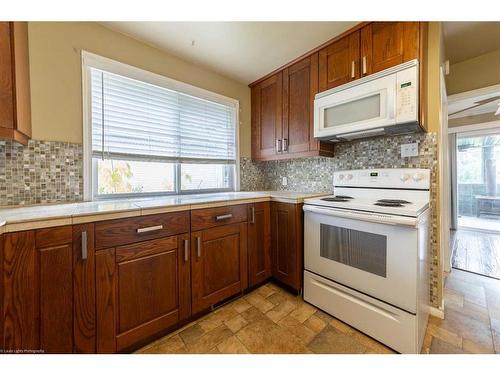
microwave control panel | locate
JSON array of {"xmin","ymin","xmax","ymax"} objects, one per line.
[{"xmin": 395, "ymin": 64, "xmax": 418, "ymax": 123}]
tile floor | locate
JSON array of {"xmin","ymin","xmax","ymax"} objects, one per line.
[{"xmin": 137, "ymin": 270, "xmax": 500, "ymax": 354}]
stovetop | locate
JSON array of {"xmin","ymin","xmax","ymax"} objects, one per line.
[{"xmin": 305, "ymin": 195, "xmax": 429, "ymax": 217}]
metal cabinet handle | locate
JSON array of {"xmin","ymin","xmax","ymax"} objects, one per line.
[
  {"xmin": 351, "ymin": 60, "xmax": 355, "ymax": 79},
  {"xmin": 137, "ymin": 225, "xmax": 163, "ymax": 233},
  {"xmin": 216, "ymin": 214, "xmax": 233, "ymax": 221},
  {"xmin": 81, "ymin": 231, "xmax": 88, "ymax": 261},
  {"xmin": 282, "ymin": 138, "xmax": 288, "ymax": 152},
  {"xmin": 184, "ymin": 238, "xmax": 189, "ymax": 262},
  {"xmin": 276, "ymin": 139, "xmax": 282, "ymax": 153},
  {"xmin": 250, "ymin": 206, "xmax": 255, "ymax": 224},
  {"xmin": 362, "ymin": 56, "xmax": 367, "ymax": 75},
  {"xmin": 196, "ymin": 237, "xmax": 201, "ymax": 258}
]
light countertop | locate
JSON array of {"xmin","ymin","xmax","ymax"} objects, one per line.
[{"xmin": 0, "ymin": 191, "xmax": 328, "ymax": 233}]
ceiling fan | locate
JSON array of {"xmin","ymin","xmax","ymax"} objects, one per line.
[{"xmin": 449, "ymin": 95, "xmax": 500, "ymax": 117}]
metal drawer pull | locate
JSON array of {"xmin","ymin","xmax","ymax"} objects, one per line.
[
  {"xmin": 81, "ymin": 231, "xmax": 88, "ymax": 261},
  {"xmin": 250, "ymin": 207, "xmax": 255, "ymax": 224},
  {"xmin": 196, "ymin": 237, "xmax": 201, "ymax": 258},
  {"xmin": 282, "ymin": 138, "xmax": 288, "ymax": 152},
  {"xmin": 216, "ymin": 214, "xmax": 233, "ymax": 221},
  {"xmin": 351, "ymin": 60, "xmax": 355, "ymax": 78},
  {"xmin": 184, "ymin": 239, "xmax": 189, "ymax": 262},
  {"xmin": 276, "ymin": 139, "xmax": 282, "ymax": 153},
  {"xmin": 362, "ymin": 56, "xmax": 367, "ymax": 75},
  {"xmin": 137, "ymin": 225, "xmax": 163, "ymax": 233}
]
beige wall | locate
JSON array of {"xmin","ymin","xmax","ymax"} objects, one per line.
[
  {"xmin": 446, "ymin": 49, "xmax": 500, "ymax": 95},
  {"xmin": 27, "ymin": 22, "xmax": 252, "ymax": 157}
]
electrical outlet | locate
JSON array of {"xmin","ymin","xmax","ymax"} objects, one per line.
[
  {"xmin": 281, "ymin": 177, "xmax": 288, "ymax": 186},
  {"xmin": 401, "ymin": 142, "xmax": 419, "ymax": 158}
]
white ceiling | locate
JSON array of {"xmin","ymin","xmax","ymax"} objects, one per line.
[
  {"xmin": 101, "ymin": 22, "xmax": 359, "ymax": 84},
  {"xmin": 443, "ymin": 22, "xmax": 500, "ymax": 64}
]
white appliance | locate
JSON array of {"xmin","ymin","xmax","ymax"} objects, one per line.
[
  {"xmin": 303, "ymin": 168, "xmax": 430, "ymax": 354},
  {"xmin": 314, "ymin": 60, "xmax": 419, "ymax": 141}
]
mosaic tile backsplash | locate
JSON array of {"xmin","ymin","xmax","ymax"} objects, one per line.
[
  {"xmin": 0, "ymin": 140, "xmax": 83, "ymax": 206},
  {"xmin": 1, "ymin": 132, "xmax": 439, "ymax": 307}
]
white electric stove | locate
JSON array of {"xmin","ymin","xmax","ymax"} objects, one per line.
[{"xmin": 303, "ymin": 168, "xmax": 431, "ymax": 354}]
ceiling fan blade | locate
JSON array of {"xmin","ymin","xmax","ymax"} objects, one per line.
[{"xmin": 449, "ymin": 96, "xmax": 500, "ymax": 116}]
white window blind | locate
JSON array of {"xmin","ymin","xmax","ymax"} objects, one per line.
[{"xmin": 91, "ymin": 68, "xmax": 236, "ymax": 163}]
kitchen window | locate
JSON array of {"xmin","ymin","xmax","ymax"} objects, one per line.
[{"xmin": 82, "ymin": 51, "xmax": 239, "ymax": 200}]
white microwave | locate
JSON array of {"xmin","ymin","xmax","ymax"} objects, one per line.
[{"xmin": 314, "ymin": 60, "xmax": 420, "ymax": 141}]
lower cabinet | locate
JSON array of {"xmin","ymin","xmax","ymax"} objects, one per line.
[
  {"xmin": 271, "ymin": 202, "xmax": 304, "ymax": 291},
  {"xmin": 0, "ymin": 201, "xmax": 304, "ymax": 353},
  {"xmin": 1, "ymin": 225, "xmax": 95, "ymax": 353},
  {"xmin": 191, "ymin": 223, "xmax": 248, "ymax": 314},
  {"xmin": 95, "ymin": 234, "xmax": 191, "ymax": 352},
  {"xmin": 247, "ymin": 202, "xmax": 271, "ymax": 288}
]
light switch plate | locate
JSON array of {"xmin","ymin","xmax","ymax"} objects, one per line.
[
  {"xmin": 282, "ymin": 177, "xmax": 288, "ymax": 186},
  {"xmin": 401, "ymin": 142, "xmax": 419, "ymax": 158}
]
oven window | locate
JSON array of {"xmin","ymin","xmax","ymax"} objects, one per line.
[
  {"xmin": 320, "ymin": 224, "xmax": 387, "ymax": 277},
  {"xmin": 324, "ymin": 93, "xmax": 381, "ymax": 128}
]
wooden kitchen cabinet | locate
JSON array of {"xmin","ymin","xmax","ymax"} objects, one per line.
[
  {"xmin": 95, "ymin": 212, "xmax": 191, "ymax": 352},
  {"xmin": 251, "ymin": 56, "xmax": 334, "ymax": 161},
  {"xmin": 191, "ymin": 223, "xmax": 248, "ymax": 314},
  {"xmin": 319, "ymin": 31, "xmax": 360, "ymax": 91},
  {"xmin": 1, "ymin": 225, "xmax": 95, "ymax": 353},
  {"xmin": 251, "ymin": 72, "xmax": 283, "ymax": 160},
  {"xmin": 271, "ymin": 202, "xmax": 304, "ymax": 292},
  {"xmin": 247, "ymin": 202, "xmax": 271, "ymax": 287},
  {"xmin": 360, "ymin": 22, "xmax": 419, "ymax": 76},
  {"xmin": 0, "ymin": 22, "xmax": 31, "ymax": 145}
]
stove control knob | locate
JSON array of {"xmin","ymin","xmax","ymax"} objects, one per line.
[
  {"xmin": 400, "ymin": 173, "xmax": 410, "ymax": 182},
  {"xmin": 346, "ymin": 174, "xmax": 353, "ymax": 180},
  {"xmin": 338, "ymin": 174, "xmax": 345, "ymax": 181},
  {"xmin": 412, "ymin": 173, "xmax": 423, "ymax": 182}
]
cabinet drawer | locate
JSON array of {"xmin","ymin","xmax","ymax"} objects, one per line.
[
  {"xmin": 95, "ymin": 211, "xmax": 189, "ymax": 250},
  {"xmin": 191, "ymin": 204, "xmax": 248, "ymax": 231}
]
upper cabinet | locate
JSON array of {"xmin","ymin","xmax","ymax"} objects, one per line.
[
  {"xmin": 0, "ymin": 22, "xmax": 31, "ymax": 145},
  {"xmin": 319, "ymin": 31, "xmax": 360, "ymax": 91},
  {"xmin": 250, "ymin": 22, "xmax": 427, "ymax": 161},
  {"xmin": 360, "ymin": 22, "xmax": 419, "ymax": 76},
  {"xmin": 251, "ymin": 55, "xmax": 334, "ymax": 161}
]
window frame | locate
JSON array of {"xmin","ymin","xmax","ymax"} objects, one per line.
[{"xmin": 81, "ymin": 51, "xmax": 240, "ymax": 200}]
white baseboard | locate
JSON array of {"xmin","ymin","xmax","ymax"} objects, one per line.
[{"xmin": 429, "ymin": 305, "xmax": 445, "ymax": 319}]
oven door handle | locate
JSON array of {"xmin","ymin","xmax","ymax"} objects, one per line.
[{"xmin": 303, "ymin": 205, "xmax": 419, "ymax": 227}]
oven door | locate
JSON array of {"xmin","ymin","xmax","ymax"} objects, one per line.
[
  {"xmin": 304, "ymin": 206, "xmax": 418, "ymax": 313},
  {"xmin": 313, "ymin": 73, "xmax": 396, "ymax": 139}
]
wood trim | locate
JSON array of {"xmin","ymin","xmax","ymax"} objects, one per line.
[
  {"xmin": 0, "ymin": 128, "xmax": 29, "ymax": 145},
  {"xmin": 249, "ymin": 22, "xmax": 369, "ymax": 87},
  {"xmin": 178, "ymin": 233, "xmax": 191, "ymax": 321},
  {"xmin": 96, "ymin": 248, "xmax": 116, "ymax": 353},
  {"xmin": 252, "ymin": 148, "xmax": 334, "ymax": 161},
  {"xmin": 35, "ymin": 225, "xmax": 72, "ymax": 249},
  {"xmin": 419, "ymin": 22, "xmax": 428, "ymax": 132},
  {"xmin": 72, "ymin": 223, "xmax": 96, "ymax": 353},
  {"xmin": 115, "ymin": 236, "xmax": 178, "ymax": 263}
]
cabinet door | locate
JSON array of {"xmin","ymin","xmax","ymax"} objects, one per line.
[
  {"xmin": 282, "ymin": 55, "xmax": 319, "ymax": 155},
  {"xmin": 113, "ymin": 235, "xmax": 186, "ymax": 351},
  {"xmin": 360, "ymin": 22, "xmax": 419, "ymax": 76},
  {"xmin": 2, "ymin": 231, "xmax": 38, "ymax": 351},
  {"xmin": 319, "ymin": 31, "xmax": 360, "ymax": 92},
  {"xmin": 37, "ymin": 226, "xmax": 75, "ymax": 354},
  {"xmin": 251, "ymin": 72, "xmax": 282, "ymax": 159},
  {"xmin": 247, "ymin": 202, "xmax": 271, "ymax": 287},
  {"xmin": 191, "ymin": 223, "xmax": 248, "ymax": 314},
  {"xmin": 271, "ymin": 203, "xmax": 303, "ymax": 291}
]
